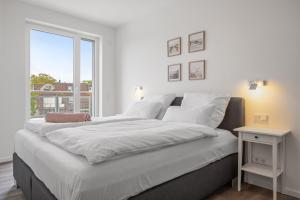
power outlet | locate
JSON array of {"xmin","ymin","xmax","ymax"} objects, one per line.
[
  {"xmin": 252, "ymin": 156, "xmax": 268, "ymax": 166},
  {"xmin": 260, "ymin": 158, "xmax": 266, "ymax": 165},
  {"xmin": 254, "ymin": 113, "xmax": 269, "ymax": 124},
  {"xmin": 253, "ymin": 157, "xmax": 259, "ymax": 163}
]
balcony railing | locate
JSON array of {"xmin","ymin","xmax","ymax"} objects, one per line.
[{"xmin": 31, "ymin": 93, "xmax": 92, "ymax": 118}]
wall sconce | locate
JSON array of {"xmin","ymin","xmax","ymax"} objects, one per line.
[
  {"xmin": 248, "ymin": 80, "xmax": 267, "ymax": 90},
  {"xmin": 135, "ymin": 86, "xmax": 144, "ymax": 100}
]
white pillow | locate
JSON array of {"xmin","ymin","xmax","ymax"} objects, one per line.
[
  {"xmin": 143, "ymin": 94, "xmax": 176, "ymax": 119},
  {"xmin": 181, "ymin": 93, "xmax": 230, "ymax": 128},
  {"xmin": 124, "ymin": 101, "xmax": 162, "ymax": 119},
  {"xmin": 162, "ymin": 105, "xmax": 216, "ymax": 126}
]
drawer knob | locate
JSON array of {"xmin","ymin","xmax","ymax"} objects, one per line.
[{"xmin": 254, "ymin": 136, "xmax": 259, "ymax": 139}]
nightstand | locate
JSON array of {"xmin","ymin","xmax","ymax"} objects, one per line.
[{"xmin": 234, "ymin": 126, "xmax": 290, "ymax": 200}]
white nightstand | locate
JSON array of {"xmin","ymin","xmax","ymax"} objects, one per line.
[{"xmin": 234, "ymin": 126, "xmax": 290, "ymax": 200}]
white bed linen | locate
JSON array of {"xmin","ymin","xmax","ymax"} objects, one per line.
[
  {"xmin": 24, "ymin": 115, "xmax": 141, "ymax": 136},
  {"xmin": 15, "ymin": 129, "xmax": 237, "ymax": 200},
  {"xmin": 46, "ymin": 120, "xmax": 218, "ymax": 164}
]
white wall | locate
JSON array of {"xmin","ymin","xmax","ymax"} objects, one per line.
[
  {"xmin": 0, "ymin": 0, "xmax": 116, "ymax": 162},
  {"xmin": 0, "ymin": 1, "xmax": 3, "ymax": 68},
  {"xmin": 0, "ymin": 0, "xmax": 10, "ymax": 163},
  {"xmin": 116, "ymin": 0, "xmax": 300, "ymax": 197},
  {"xmin": 0, "ymin": 0, "xmax": 4, "ymax": 80}
]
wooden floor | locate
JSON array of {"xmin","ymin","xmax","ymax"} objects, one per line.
[
  {"xmin": 207, "ymin": 184, "xmax": 298, "ymax": 200},
  {"xmin": 0, "ymin": 162, "xmax": 298, "ymax": 200},
  {"xmin": 0, "ymin": 162, "xmax": 24, "ymax": 200}
]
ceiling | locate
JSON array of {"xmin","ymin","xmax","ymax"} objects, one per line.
[{"xmin": 19, "ymin": 0, "xmax": 177, "ymax": 27}]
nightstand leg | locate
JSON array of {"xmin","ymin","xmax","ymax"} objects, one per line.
[
  {"xmin": 272, "ymin": 140, "xmax": 278, "ymax": 200},
  {"xmin": 247, "ymin": 142, "xmax": 252, "ymax": 163},
  {"xmin": 238, "ymin": 133, "xmax": 243, "ymax": 192},
  {"xmin": 281, "ymin": 137, "xmax": 286, "ymax": 194}
]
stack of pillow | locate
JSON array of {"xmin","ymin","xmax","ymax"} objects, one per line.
[
  {"xmin": 162, "ymin": 93, "xmax": 230, "ymax": 128},
  {"xmin": 123, "ymin": 92, "xmax": 230, "ymax": 129}
]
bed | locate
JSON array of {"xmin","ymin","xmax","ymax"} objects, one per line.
[{"xmin": 13, "ymin": 97, "xmax": 245, "ymax": 200}]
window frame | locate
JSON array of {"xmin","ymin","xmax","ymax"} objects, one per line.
[{"xmin": 25, "ymin": 21, "xmax": 100, "ymax": 119}]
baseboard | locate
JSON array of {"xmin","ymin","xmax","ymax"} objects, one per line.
[
  {"xmin": 0, "ymin": 155, "xmax": 12, "ymax": 163},
  {"xmin": 246, "ymin": 173, "xmax": 281, "ymax": 192},
  {"xmin": 284, "ymin": 187, "xmax": 300, "ymax": 198},
  {"xmin": 245, "ymin": 173, "xmax": 300, "ymax": 198}
]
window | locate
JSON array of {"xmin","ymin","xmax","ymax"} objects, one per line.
[
  {"xmin": 43, "ymin": 97, "xmax": 55, "ymax": 108},
  {"xmin": 80, "ymin": 39, "xmax": 94, "ymax": 114},
  {"xmin": 40, "ymin": 84, "xmax": 55, "ymax": 91},
  {"xmin": 28, "ymin": 24, "xmax": 99, "ymax": 118}
]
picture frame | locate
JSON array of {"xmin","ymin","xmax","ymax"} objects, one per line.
[
  {"xmin": 168, "ymin": 64, "xmax": 182, "ymax": 82},
  {"xmin": 189, "ymin": 60, "xmax": 205, "ymax": 80},
  {"xmin": 188, "ymin": 31, "xmax": 205, "ymax": 52},
  {"xmin": 167, "ymin": 37, "xmax": 181, "ymax": 57}
]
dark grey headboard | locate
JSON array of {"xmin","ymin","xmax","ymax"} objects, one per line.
[{"xmin": 171, "ymin": 97, "xmax": 245, "ymax": 136}]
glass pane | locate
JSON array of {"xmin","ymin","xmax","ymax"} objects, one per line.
[
  {"xmin": 30, "ymin": 30, "xmax": 74, "ymax": 118},
  {"xmin": 80, "ymin": 39, "xmax": 94, "ymax": 115}
]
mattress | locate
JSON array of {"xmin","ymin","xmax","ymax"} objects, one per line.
[{"xmin": 14, "ymin": 128, "xmax": 237, "ymax": 200}]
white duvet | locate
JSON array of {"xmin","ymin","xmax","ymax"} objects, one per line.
[
  {"xmin": 24, "ymin": 115, "xmax": 141, "ymax": 136},
  {"xmin": 46, "ymin": 119, "xmax": 219, "ymax": 164}
]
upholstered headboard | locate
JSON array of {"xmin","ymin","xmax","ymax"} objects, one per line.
[{"xmin": 170, "ymin": 97, "xmax": 245, "ymax": 136}]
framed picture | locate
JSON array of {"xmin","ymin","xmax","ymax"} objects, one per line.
[
  {"xmin": 168, "ymin": 64, "xmax": 181, "ymax": 82},
  {"xmin": 189, "ymin": 60, "xmax": 205, "ymax": 80},
  {"xmin": 188, "ymin": 31, "xmax": 205, "ymax": 52},
  {"xmin": 167, "ymin": 37, "xmax": 181, "ymax": 57}
]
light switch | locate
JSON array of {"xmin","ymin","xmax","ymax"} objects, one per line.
[
  {"xmin": 254, "ymin": 113, "xmax": 269, "ymax": 124},
  {"xmin": 259, "ymin": 114, "xmax": 268, "ymax": 121}
]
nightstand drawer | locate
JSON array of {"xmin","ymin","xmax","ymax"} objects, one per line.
[{"xmin": 242, "ymin": 132, "xmax": 273, "ymax": 144}]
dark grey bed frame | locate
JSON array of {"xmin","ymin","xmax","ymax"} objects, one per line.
[{"xmin": 13, "ymin": 97, "xmax": 245, "ymax": 200}]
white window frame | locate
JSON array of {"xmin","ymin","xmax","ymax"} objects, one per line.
[{"xmin": 25, "ymin": 20, "xmax": 101, "ymax": 119}]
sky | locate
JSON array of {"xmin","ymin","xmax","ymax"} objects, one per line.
[{"xmin": 30, "ymin": 30, "xmax": 93, "ymax": 83}]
